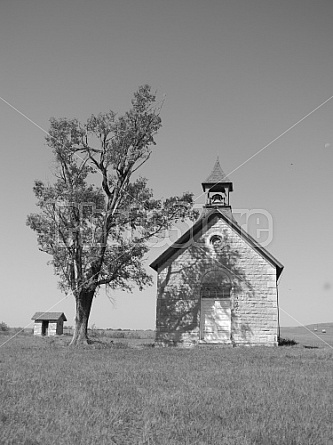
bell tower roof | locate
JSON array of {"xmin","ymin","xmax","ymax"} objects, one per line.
[{"xmin": 202, "ymin": 158, "xmax": 233, "ymax": 192}]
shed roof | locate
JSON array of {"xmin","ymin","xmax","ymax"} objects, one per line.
[
  {"xmin": 150, "ymin": 208, "xmax": 284, "ymax": 279},
  {"xmin": 31, "ymin": 312, "xmax": 67, "ymax": 321}
]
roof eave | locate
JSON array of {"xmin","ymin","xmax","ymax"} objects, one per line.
[
  {"xmin": 149, "ymin": 209, "xmax": 283, "ymax": 278},
  {"xmin": 149, "ymin": 210, "xmax": 217, "ymax": 271},
  {"xmin": 31, "ymin": 312, "xmax": 67, "ymax": 322},
  {"xmin": 201, "ymin": 182, "xmax": 233, "ymax": 192}
]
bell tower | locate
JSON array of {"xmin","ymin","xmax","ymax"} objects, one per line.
[{"xmin": 202, "ymin": 158, "xmax": 233, "ymax": 210}]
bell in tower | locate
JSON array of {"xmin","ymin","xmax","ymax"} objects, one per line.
[{"xmin": 202, "ymin": 158, "xmax": 233, "ymax": 209}]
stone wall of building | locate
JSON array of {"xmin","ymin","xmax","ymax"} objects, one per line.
[
  {"xmin": 33, "ymin": 321, "xmax": 42, "ymax": 336},
  {"xmin": 48, "ymin": 322, "xmax": 58, "ymax": 336},
  {"xmin": 155, "ymin": 217, "xmax": 278, "ymax": 347},
  {"xmin": 33, "ymin": 320, "xmax": 62, "ymax": 336},
  {"xmin": 56, "ymin": 320, "xmax": 64, "ymax": 335}
]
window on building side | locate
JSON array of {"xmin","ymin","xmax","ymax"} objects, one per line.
[{"xmin": 201, "ymin": 269, "xmax": 231, "ymax": 298}]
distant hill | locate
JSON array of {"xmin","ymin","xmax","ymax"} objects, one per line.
[
  {"xmin": 280, "ymin": 322, "xmax": 333, "ymax": 348},
  {"xmin": 301, "ymin": 322, "xmax": 333, "ymax": 331}
]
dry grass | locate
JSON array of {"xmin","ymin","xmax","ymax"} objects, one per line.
[
  {"xmin": 280, "ymin": 323, "xmax": 333, "ymax": 349},
  {"xmin": 0, "ymin": 332, "xmax": 332, "ymax": 445}
]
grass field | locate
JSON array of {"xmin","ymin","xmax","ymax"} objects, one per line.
[
  {"xmin": 0, "ymin": 331, "xmax": 332, "ymax": 445},
  {"xmin": 280, "ymin": 322, "xmax": 333, "ymax": 349}
]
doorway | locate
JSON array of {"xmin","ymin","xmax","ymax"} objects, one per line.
[
  {"xmin": 41, "ymin": 321, "xmax": 49, "ymax": 336},
  {"xmin": 200, "ymin": 269, "xmax": 231, "ymax": 342}
]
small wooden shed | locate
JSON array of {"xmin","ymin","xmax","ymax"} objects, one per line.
[{"xmin": 31, "ymin": 312, "xmax": 67, "ymax": 336}]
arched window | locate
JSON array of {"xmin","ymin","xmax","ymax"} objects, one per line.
[{"xmin": 201, "ymin": 269, "xmax": 231, "ymax": 299}]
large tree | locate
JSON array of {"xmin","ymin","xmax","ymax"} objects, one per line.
[{"xmin": 27, "ymin": 86, "xmax": 197, "ymax": 345}]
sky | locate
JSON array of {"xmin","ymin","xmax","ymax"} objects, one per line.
[{"xmin": 1, "ymin": 0, "xmax": 333, "ymax": 330}]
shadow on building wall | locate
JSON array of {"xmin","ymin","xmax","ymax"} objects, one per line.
[{"xmin": 156, "ymin": 226, "xmax": 255, "ymax": 345}]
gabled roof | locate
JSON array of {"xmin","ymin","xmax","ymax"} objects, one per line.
[
  {"xmin": 150, "ymin": 208, "xmax": 283, "ymax": 279},
  {"xmin": 202, "ymin": 158, "xmax": 233, "ymax": 191},
  {"xmin": 31, "ymin": 312, "xmax": 67, "ymax": 321}
]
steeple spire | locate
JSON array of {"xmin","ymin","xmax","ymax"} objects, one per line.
[
  {"xmin": 202, "ymin": 158, "xmax": 233, "ymax": 208},
  {"xmin": 202, "ymin": 158, "xmax": 233, "ymax": 190}
]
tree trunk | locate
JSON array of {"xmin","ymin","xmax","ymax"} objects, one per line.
[{"xmin": 69, "ymin": 289, "xmax": 95, "ymax": 346}]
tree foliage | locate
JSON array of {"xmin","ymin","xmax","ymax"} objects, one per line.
[{"xmin": 27, "ymin": 85, "xmax": 198, "ymax": 345}]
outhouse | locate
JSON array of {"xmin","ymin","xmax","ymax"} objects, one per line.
[{"xmin": 31, "ymin": 312, "xmax": 67, "ymax": 336}]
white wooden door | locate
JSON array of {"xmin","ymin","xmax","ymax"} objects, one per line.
[{"xmin": 200, "ymin": 299, "xmax": 231, "ymax": 342}]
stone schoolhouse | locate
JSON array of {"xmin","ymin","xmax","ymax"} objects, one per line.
[{"xmin": 150, "ymin": 159, "xmax": 283, "ymax": 347}]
